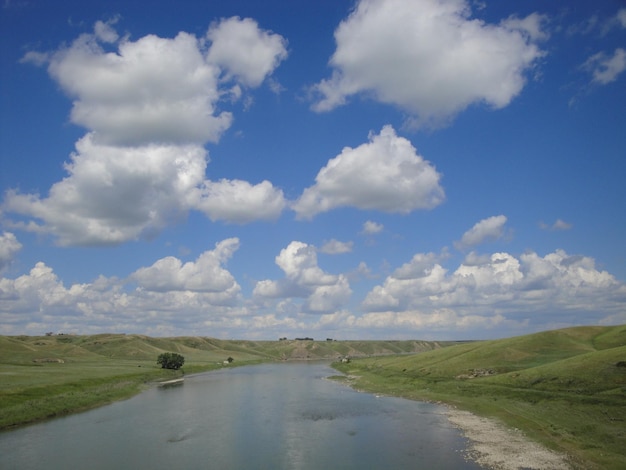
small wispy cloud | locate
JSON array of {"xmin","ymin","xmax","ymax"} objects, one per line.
[
  {"xmin": 540, "ymin": 219, "xmax": 573, "ymax": 231},
  {"xmin": 455, "ymin": 215, "xmax": 508, "ymax": 250},
  {"xmin": 319, "ymin": 239, "xmax": 353, "ymax": 255},
  {"xmin": 361, "ymin": 220, "xmax": 383, "ymax": 235},
  {"xmin": 582, "ymin": 48, "xmax": 626, "ymax": 85}
]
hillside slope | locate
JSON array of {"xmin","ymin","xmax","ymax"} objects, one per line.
[{"xmin": 333, "ymin": 325, "xmax": 626, "ymax": 470}]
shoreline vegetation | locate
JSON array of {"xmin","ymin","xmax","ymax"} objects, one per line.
[
  {"xmin": 0, "ymin": 334, "xmax": 442, "ymax": 431},
  {"xmin": 1, "ymin": 326, "xmax": 625, "ymax": 469},
  {"xmin": 331, "ymin": 325, "xmax": 626, "ymax": 470}
]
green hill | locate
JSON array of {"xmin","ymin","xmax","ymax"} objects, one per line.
[
  {"xmin": 0, "ymin": 333, "xmax": 448, "ymax": 430},
  {"xmin": 333, "ymin": 325, "xmax": 626, "ymax": 470}
]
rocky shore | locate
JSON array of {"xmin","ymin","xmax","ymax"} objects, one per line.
[{"xmin": 446, "ymin": 408, "xmax": 572, "ymax": 470}]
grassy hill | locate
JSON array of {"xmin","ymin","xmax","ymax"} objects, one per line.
[
  {"xmin": 332, "ymin": 325, "xmax": 626, "ymax": 470},
  {"xmin": 0, "ymin": 334, "xmax": 447, "ymax": 430}
]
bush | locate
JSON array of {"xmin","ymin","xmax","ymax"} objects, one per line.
[{"xmin": 157, "ymin": 352, "xmax": 185, "ymax": 370}]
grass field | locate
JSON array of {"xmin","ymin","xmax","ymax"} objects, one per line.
[
  {"xmin": 332, "ymin": 325, "xmax": 626, "ymax": 470},
  {"xmin": 0, "ymin": 333, "xmax": 444, "ymax": 430}
]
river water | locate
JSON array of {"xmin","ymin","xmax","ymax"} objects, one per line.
[{"xmin": 0, "ymin": 362, "xmax": 482, "ymax": 469}]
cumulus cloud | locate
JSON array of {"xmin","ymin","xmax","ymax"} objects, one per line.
[
  {"xmin": 362, "ymin": 249, "xmax": 626, "ymax": 329},
  {"xmin": 293, "ymin": 125, "xmax": 444, "ymax": 219},
  {"xmin": 1, "ymin": 245, "xmax": 624, "ymax": 338},
  {"xmin": 0, "ymin": 240, "xmax": 245, "ymax": 335},
  {"xmin": 319, "ymin": 239, "xmax": 353, "ymax": 254},
  {"xmin": 190, "ymin": 179, "xmax": 286, "ymax": 223},
  {"xmin": 3, "ymin": 18, "xmax": 288, "ymax": 245},
  {"xmin": 582, "ymin": 48, "xmax": 626, "ymax": 85},
  {"xmin": 455, "ymin": 215, "xmax": 508, "ymax": 250},
  {"xmin": 132, "ymin": 238, "xmax": 240, "ymax": 294},
  {"xmin": 4, "ymin": 138, "xmax": 208, "ymax": 245},
  {"xmin": 0, "ymin": 232, "xmax": 22, "ymax": 272},
  {"xmin": 311, "ymin": 0, "xmax": 547, "ymax": 127},
  {"xmin": 253, "ymin": 241, "xmax": 352, "ymax": 313},
  {"xmin": 206, "ymin": 16, "xmax": 288, "ymax": 87},
  {"xmin": 47, "ymin": 29, "xmax": 230, "ymax": 146}
]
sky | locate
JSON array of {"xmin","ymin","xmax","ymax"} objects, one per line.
[{"xmin": 1, "ymin": 0, "xmax": 625, "ymax": 340}]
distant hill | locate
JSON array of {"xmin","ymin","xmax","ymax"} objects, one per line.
[{"xmin": 0, "ymin": 333, "xmax": 452, "ymax": 365}]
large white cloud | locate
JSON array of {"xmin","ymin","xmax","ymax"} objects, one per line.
[
  {"xmin": 132, "ymin": 238, "xmax": 240, "ymax": 294},
  {"xmin": 0, "ymin": 240, "xmax": 245, "ymax": 335},
  {"xmin": 5, "ymin": 18, "xmax": 288, "ymax": 245},
  {"xmin": 47, "ymin": 30, "xmax": 230, "ymax": 146},
  {"xmin": 312, "ymin": 0, "xmax": 547, "ymax": 127},
  {"xmin": 1, "ymin": 245, "xmax": 624, "ymax": 338},
  {"xmin": 253, "ymin": 241, "xmax": 352, "ymax": 313},
  {"xmin": 4, "ymin": 137, "xmax": 208, "ymax": 245},
  {"xmin": 293, "ymin": 125, "xmax": 444, "ymax": 219},
  {"xmin": 362, "ymin": 249, "xmax": 626, "ymax": 323}
]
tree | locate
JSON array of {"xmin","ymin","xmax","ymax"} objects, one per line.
[{"xmin": 157, "ymin": 352, "xmax": 185, "ymax": 370}]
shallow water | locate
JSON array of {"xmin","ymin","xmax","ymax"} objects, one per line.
[{"xmin": 0, "ymin": 362, "xmax": 482, "ymax": 469}]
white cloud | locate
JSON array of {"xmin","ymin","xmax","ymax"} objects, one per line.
[
  {"xmin": 132, "ymin": 238, "xmax": 240, "ymax": 293},
  {"xmin": 1, "ymin": 246, "xmax": 624, "ymax": 338},
  {"xmin": 582, "ymin": 48, "xmax": 626, "ymax": 85},
  {"xmin": 619, "ymin": 8, "xmax": 626, "ymax": 28},
  {"xmin": 253, "ymin": 241, "xmax": 352, "ymax": 313},
  {"xmin": 190, "ymin": 179, "xmax": 286, "ymax": 223},
  {"xmin": 0, "ymin": 232, "xmax": 22, "ymax": 272},
  {"xmin": 540, "ymin": 219, "xmax": 572, "ymax": 231},
  {"xmin": 4, "ymin": 18, "xmax": 289, "ymax": 245},
  {"xmin": 0, "ymin": 241, "xmax": 245, "ymax": 334},
  {"xmin": 93, "ymin": 18, "xmax": 120, "ymax": 43},
  {"xmin": 362, "ymin": 249, "xmax": 626, "ymax": 326},
  {"xmin": 319, "ymin": 239, "xmax": 353, "ymax": 254},
  {"xmin": 392, "ymin": 252, "xmax": 441, "ymax": 280},
  {"xmin": 47, "ymin": 29, "xmax": 230, "ymax": 146},
  {"xmin": 206, "ymin": 16, "xmax": 288, "ymax": 87},
  {"xmin": 455, "ymin": 215, "xmax": 508, "ymax": 249},
  {"xmin": 353, "ymin": 310, "xmax": 518, "ymax": 334},
  {"xmin": 311, "ymin": 0, "xmax": 547, "ymax": 127},
  {"xmin": 4, "ymin": 136, "xmax": 208, "ymax": 245},
  {"xmin": 293, "ymin": 125, "xmax": 444, "ymax": 219},
  {"xmin": 362, "ymin": 220, "xmax": 384, "ymax": 235}
]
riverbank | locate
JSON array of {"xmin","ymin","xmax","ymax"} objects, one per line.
[
  {"xmin": 330, "ymin": 373, "xmax": 573, "ymax": 469},
  {"xmin": 446, "ymin": 407, "xmax": 571, "ymax": 470},
  {"xmin": 330, "ymin": 326, "xmax": 626, "ymax": 469}
]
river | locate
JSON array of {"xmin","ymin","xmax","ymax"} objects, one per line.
[{"xmin": 0, "ymin": 362, "xmax": 483, "ymax": 469}]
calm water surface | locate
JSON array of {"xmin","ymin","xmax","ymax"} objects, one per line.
[{"xmin": 0, "ymin": 362, "xmax": 482, "ymax": 469}]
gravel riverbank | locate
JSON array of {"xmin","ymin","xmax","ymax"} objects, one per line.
[{"xmin": 446, "ymin": 408, "xmax": 572, "ymax": 470}]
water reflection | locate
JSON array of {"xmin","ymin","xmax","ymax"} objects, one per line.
[{"xmin": 0, "ymin": 362, "xmax": 482, "ymax": 469}]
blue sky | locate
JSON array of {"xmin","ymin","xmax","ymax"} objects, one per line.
[{"xmin": 1, "ymin": 0, "xmax": 625, "ymax": 340}]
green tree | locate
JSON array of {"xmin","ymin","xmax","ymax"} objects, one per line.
[{"xmin": 157, "ymin": 352, "xmax": 185, "ymax": 370}]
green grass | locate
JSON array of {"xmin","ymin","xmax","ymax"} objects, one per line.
[
  {"xmin": 332, "ymin": 325, "xmax": 626, "ymax": 470},
  {"xmin": 0, "ymin": 334, "xmax": 265, "ymax": 430},
  {"xmin": 0, "ymin": 334, "xmax": 447, "ymax": 430}
]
